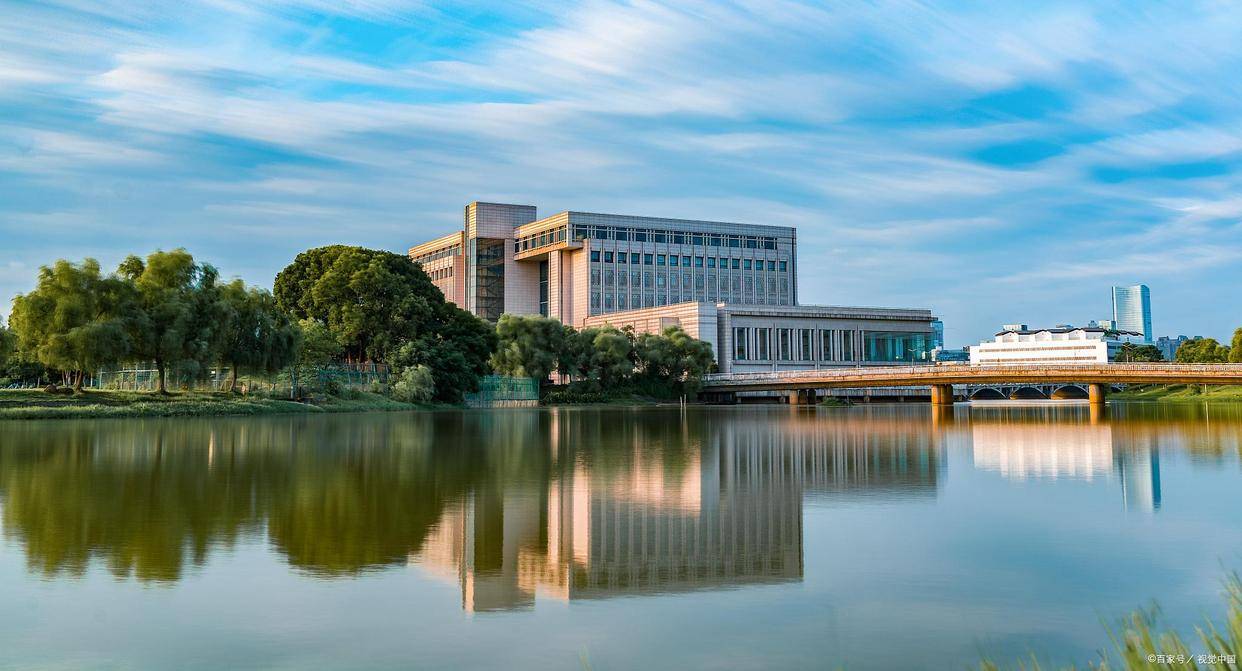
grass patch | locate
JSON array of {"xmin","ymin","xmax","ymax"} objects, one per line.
[
  {"xmin": 980, "ymin": 574, "xmax": 1241, "ymax": 670},
  {"xmin": 1112, "ymin": 384, "xmax": 1242, "ymax": 402},
  {"xmin": 0, "ymin": 389, "xmax": 421, "ymax": 420}
]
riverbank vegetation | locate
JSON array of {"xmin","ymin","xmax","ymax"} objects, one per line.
[
  {"xmin": 1, "ymin": 246, "xmax": 719, "ymax": 418},
  {"xmin": 981, "ymin": 574, "xmax": 1240, "ymax": 670},
  {"xmin": 0, "ymin": 388, "xmax": 414, "ymax": 420},
  {"xmin": 1113, "ymin": 384, "xmax": 1242, "ymax": 402},
  {"xmin": 489, "ymin": 314, "xmax": 715, "ymax": 403}
]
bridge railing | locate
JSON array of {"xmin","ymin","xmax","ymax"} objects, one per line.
[{"xmin": 702, "ymin": 362, "xmax": 1242, "ymax": 383}]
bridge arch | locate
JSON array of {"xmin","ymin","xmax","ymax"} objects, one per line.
[
  {"xmin": 969, "ymin": 388, "xmax": 1006, "ymax": 400},
  {"xmin": 1050, "ymin": 385, "xmax": 1089, "ymax": 400},
  {"xmin": 1009, "ymin": 386, "xmax": 1048, "ymax": 400}
]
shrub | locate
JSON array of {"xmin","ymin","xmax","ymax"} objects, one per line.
[{"xmin": 392, "ymin": 365, "xmax": 435, "ymax": 404}]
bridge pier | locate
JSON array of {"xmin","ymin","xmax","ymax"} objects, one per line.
[
  {"xmin": 930, "ymin": 384, "xmax": 954, "ymax": 406},
  {"xmin": 788, "ymin": 389, "xmax": 817, "ymax": 405},
  {"xmin": 1088, "ymin": 383, "xmax": 1107, "ymax": 405}
]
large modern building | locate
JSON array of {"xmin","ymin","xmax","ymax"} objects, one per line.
[
  {"xmin": 970, "ymin": 325, "xmax": 1145, "ymax": 365},
  {"xmin": 410, "ymin": 201, "xmax": 938, "ymax": 370},
  {"xmin": 1111, "ymin": 284, "xmax": 1152, "ymax": 342}
]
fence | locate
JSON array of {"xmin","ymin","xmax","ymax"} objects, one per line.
[
  {"xmin": 464, "ymin": 375, "xmax": 540, "ymax": 408},
  {"xmin": 89, "ymin": 362, "xmax": 390, "ymax": 394}
]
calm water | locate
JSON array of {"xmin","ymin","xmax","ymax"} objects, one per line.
[{"xmin": 1, "ymin": 403, "xmax": 1241, "ymax": 670}]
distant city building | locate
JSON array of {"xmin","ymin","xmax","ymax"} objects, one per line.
[
  {"xmin": 409, "ymin": 201, "xmax": 939, "ymax": 368},
  {"xmin": 970, "ymin": 326, "xmax": 1145, "ymax": 365},
  {"xmin": 1111, "ymin": 284, "xmax": 1152, "ymax": 342},
  {"xmin": 1088, "ymin": 319, "xmax": 1117, "ymax": 330},
  {"xmin": 1155, "ymin": 335, "xmax": 1196, "ymax": 361}
]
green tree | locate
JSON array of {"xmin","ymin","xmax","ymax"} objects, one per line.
[
  {"xmin": 217, "ymin": 280, "xmax": 300, "ymax": 391},
  {"xmin": 118, "ymin": 249, "xmax": 225, "ymax": 393},
  {"xmin": 8, "ymin": 259, "xmax": 134, "ymax": 391},
  {"xmin": 295, "ymin": 318, "xmax": 342, "ymax": 368},
  {"xmin": 586, "ymin": 327, "xmax": 634, "ymax": 388},
  {"xmin": 1230, "ymin": 328, "xmax": 1242, "ymax": 363},
  {"xmin": 391, "ymin": 307, "xmax": 496, "ymax": 403},
  {"xmin": 391, "ymin": 364, "xmax": 435, "ymax": 404},
  {"xmin": 0, "ymin": 323, "xmax": 13, "ymax": 368},
  {"xmin": 274, "ymin": 246, "xmax": 442, "ymax": 362},
  {"xmin": 633, "ymin": 326, "xmax": 716, "ymax": 393},
  {"xmin": 1116, "ymin": 342, "xmax": 1165, "ymax": 362},
  {"xmin": 490, "ymin": 314, "xmax": 569, "ymax": 382},
  {"xmin": 1175, "ymin": 338, "xmax": 1231, "ymax": 363}
]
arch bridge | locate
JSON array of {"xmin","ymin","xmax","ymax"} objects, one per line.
[{"xmin": 699, "ymin": 364, "xmax": 1242, "ymax": 405}]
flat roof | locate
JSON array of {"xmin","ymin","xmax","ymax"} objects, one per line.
[{"xmin": 995, "ymin": 326, "xmax": 1144, "ymax": 336}]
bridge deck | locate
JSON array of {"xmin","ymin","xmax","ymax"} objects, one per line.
[{"xmin": 700, "ymin": 364, "xmax": 1242, "ymax": 392}]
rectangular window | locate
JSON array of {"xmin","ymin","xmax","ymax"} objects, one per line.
[
  {"xmin": 615, "ymin": 229, "xmax": 629, "ymax": 241},
  {"xmin": 731, "ymin": 258, "xmax": 740, "ymax": 270},
  {"xmin": 743, "ymin": 259, "xmax": 752, "ymax": 270},
  {"xmin": 654, "ymin": 232, "xmax": 667, "ymax": 243},
  {"xmin": 672, "ymin": 233, "xmax": 685, "ymax": 244},
  {"xmin": 644, "ymin": 254, "xmax": 653, "ymax": 265},
  {"xmin": 767, "ymin": 260, "xmax": 776, "ymax": 271},
  {"xmin": 734, "ymin": 327, "xmax": 749, "ymax": 360},
  {"xmin": 728, "ymin": 237, "xmax": 741, "ymax": 248},
  {"xmin": 590, "ymin": 250, "xmax": 600, "ymax": 263},
  {"xmin": 799, "ymin": 329, "xmax": 814, "ymax": 361},
  {"xmin": 604, "ymin": 269, "xmax": 614, "ymax": 285},
  {"xmin": 618, "ymin": 294, "xmax": 627, "ymax": 309},
  {"xmin": 604, "ymin": 251, "xmax": 613, "ymax": 263},
  {"xmin": 669, "ymin": 255, "xmax": 679, "ymax": 267},
  {"xmin": 682, "ymin": 255, "xmax": 691, "ymax": 267},
  {"xmin": 709, "ymin": 235, "xmax": 721, "ymax": 246},
  {"xmin": 755, "ymin": 328, "xmax": 770, "ymax": 360},
  {"xmin": 763, "ymin": 239, "xmax": 776, "ymax": 250},
  {"xmin": 631, "ymin": 253, "xmax": 640, "ymax": 264},
  {"xmin": 840, "ymin": 331, "xmax": 854, "ymax": 361},
  {"xmin": 634, "ymin": 231, "xmax": 647, "ymax": 242},
  {"xmin": 657, "ymin": 254, "xmax": 666, "ymax": 266},
  {"xmin": 707, "ymin": 257, "xmax": 716, "ymax": 268},
  {"xmin": 691, "ymin": 234, "xmax": 704, "ymax": 245},
  {"xmin": 657, "ymin": 274, "xmax": 666, "ymax": 288},
  {"xmin": 779, "ymin": 260, "xmax": 787, "ymax": 272},
  {"xmin": 820, "ymin": 330, "xmax": 832, "ymax": 360},
  {"xmin": 778, "ymin": 329, "xmax": 793, "ymax": 360},
  {"xmin": 618, "ymin": 253, "xmax": 627, "ymax": 264},
  {"xmin": 605, "ymin": 293, "xmax": 614, "ymax": 309},
  {"xmin": 695, "ymin": 256, "xmax": 704, "ymax": 267},
  {"xmin": 745, "ymin": 237, "xmax": 757, "ymax": 249}
]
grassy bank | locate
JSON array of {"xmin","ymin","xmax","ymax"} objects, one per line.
[
  {"xmin": 0, "ymin": 389, "xmax": 419, "ymax": 420},
  {"xmin": 1112, "ymin": 384, "xmax": 1242, "ymax": 402}
]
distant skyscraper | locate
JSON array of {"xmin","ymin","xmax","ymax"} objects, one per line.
[{"xmin": 1111, "ymin": 284, "xmax": 1152, "ymax": 342}]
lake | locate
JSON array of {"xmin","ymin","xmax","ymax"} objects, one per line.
[{"xmin": 1, "ymin": 403, "xmax": 1240, "ymax": 670}]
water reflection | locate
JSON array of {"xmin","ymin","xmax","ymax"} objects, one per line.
[{"xmin": 0, "ymin": 403, "xmax": 1239, "ymax": 598}]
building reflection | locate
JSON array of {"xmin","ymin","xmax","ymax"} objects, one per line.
[
  {"xmin": 411, "ymin": 410, "xmax": 943, "ymax": 611},
  {"xmin": 968, "ymin": 408, "xmax": 1161, "ymax": 511}
]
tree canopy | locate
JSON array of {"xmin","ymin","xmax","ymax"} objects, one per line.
[
  {"xmin": 118, "ymin": 249, "xmax": 228, "ymax": 393},
  {"xmin": 1175, "ymin": 338, "xmax": 1231, "ymax": 363},
  {"xmin": 218, "ymin": 280, "xmax": 301, "ymax": 391},
  {"xmin": 8, "ymin": 259, "xmax": 135, "ymax": 390},
  {"xmin": 275, "ymin": 245, "xmax": 495, "ymax": 402},
  {"xmin": 1116, "ymin": 342, "xmax": 1164, "ymax": 362}
]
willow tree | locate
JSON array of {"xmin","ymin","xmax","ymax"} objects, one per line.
[
  {"xmin": 118, "ymin": 249, "xmax": 226, "ymax": 394},
  {"xmin": 7, "ymin": 259, "xmax": 134, "ymax": 391},
  {"xmin": 217, "ymin": 280, "xmax": 300, "ymax": 392}
]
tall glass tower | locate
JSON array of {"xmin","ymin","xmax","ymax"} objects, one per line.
[{"xmin": 1111, "ymin": 284, "xmax": 1152, "ymax": 342}]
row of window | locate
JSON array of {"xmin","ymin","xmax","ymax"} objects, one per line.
[
  {"xmin": 591, "ymin": 270, "xmax": 791, "ymax": 293},
  {"xmin": 732, "ymin": 328, "xmax": 933, "ymax": 363},
  {"xmin": 589, "ymin": 250, "xmax": 788, "ymax": 272},
  {"xmin": 428, "ymin": 267, "xmax": 454, "ymax": 281},
  {"xmin": 589, "ymin": 292, "xmax": 790, "ymax": 311},
  {"xmin": 571, "ymin": 225, "xmax": 779, "ymax": 250},
  {"xmin": 515, "ymin": 226, "xmax": 569, "ymax": 254},
  {"xmin": 411, "ymin": 243, "xmax": 462, "ymax": 266}
]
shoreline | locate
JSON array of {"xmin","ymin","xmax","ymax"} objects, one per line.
[
  {"xmin": 1110, "ymin": 384, "xmax": 1242, "ymax": 402},
  {"xmin": 0, "ymin": 389, "xmax": 428, "ymax": 421}
]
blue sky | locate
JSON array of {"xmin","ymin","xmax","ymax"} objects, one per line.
[{"xmin": 2, "ymin": 0, "xmax": 1240, "ymax": 346}]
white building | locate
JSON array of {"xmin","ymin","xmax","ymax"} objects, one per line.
[{"xmin": 970, "ymin": 326, "xmax": 1145, "ymax": 365}]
